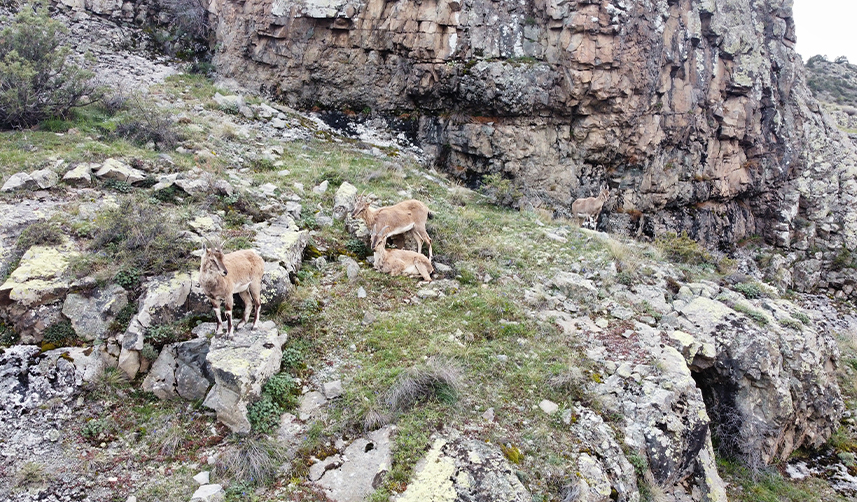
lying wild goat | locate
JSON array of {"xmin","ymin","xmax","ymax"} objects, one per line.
[
  {"xmin": 372, "ymin": 226, "xmax": 434, "ymax": 282},
  {"xmin": 572, "ymin": 187, "xmax": 610, "ymax": 229},
  {"xmin": 198, "ymin": 242, "xmax": 265, "ymax": 338},
  {"xmin": 351, "ymin": 194, "xmax": 433, "ymax": 260}
]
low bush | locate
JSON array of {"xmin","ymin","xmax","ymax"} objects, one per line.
[
  {"xmin": 215, "ymin": 436, "xmax": 287, "ymax": 486},
  {"xmin": 88, "ymin": 198, "xmax": 194, "ymax": 275},
  {"xmin": 42, "ymin": 320, "xmax": 77, "ymax": 347},
  {"xmin": 0, "ymin": 4, "xmax": 102, "ymax": 129},
  {"xmin": 655, "ymin": 231, "xmax": 712, "ymax": 264}
]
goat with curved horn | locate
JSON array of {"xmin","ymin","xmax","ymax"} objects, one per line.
[
  {"xmin": 351, "ymin": 194, "xmax": 433, "ymax": 260},
  {"xmin": 198, "ymin": 241, "xmax": 265, "ymax": 339}
]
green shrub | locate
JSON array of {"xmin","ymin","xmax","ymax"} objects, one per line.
[
  {"xmin": 146, "ymin": 324, "xmax": 181, "ymax": 347},
  {"xmin": 0, "ymin": 4, "xmax": 102, "ymax": 129},
  {"xmin": 0, "ymin": 323, "xmax": 20, "ymax": 346},
  {"xmin": 16, "ymin": 221, "xmax": 64, "ymax": 251},
  {"xmin": 89, "ymin": 198, "xmax": 194, "ymax": 275},
  {"xmin": 732, "ymin": 303, "xmax": 769, "ymax": 326},
  {"xmin": 114, "ymin": 97, "xmax": 181, "ymax": 150},
  {"xmin": 654, "ymin": 232, "xmax": 712, "ymax": 264},
  {"xmin": 733, "ymin": 282, "xmax": 763, "ymax": 299},
  {"xmin": 791, "ymin": 311, "xmax": 812, "ymax": 326},
  {"xmin": 263, "ymin": 373, "xmax": 298, "ymax": 410},
  {"xmin": 247, "ymin": 396, "xmax": 281, "ymax": 434},
  {"xmin": 114, "ymin": 266, "xmax": 141, "ymax": 289},
  {"xmin": 42, "ymin": 320, "xmax": 77, "ymax": 347},
  {"xmin": 109, "ymin": 303, "xmax": 137, "ymax": 334},
  {"xmin": 480, "ymin": 173, "xmax": 520, "ymax": 206},
  {"xmin": 81, "ymin": 417, "xmax": 116, "ymax": 443}
]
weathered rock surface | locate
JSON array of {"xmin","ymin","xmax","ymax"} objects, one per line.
[
  {"xmin": 210, "ymin": 0, "xmax": 857, "ymax": 298},
  {"xmin": 62, "ymin": 162, "xmax": 94, "ymax": 186},
  {"xmin": 94, "ymin": 158, "xmax": 146, "ymax": 184},
  {"xmin": 202, "ymin": 321, "xmax": 287, "ymax": 433},
  {"xmin": 0, "ymin": 242, "xmax": 80, "ymax": 342},
  {"xmin": 395, "ymin": 433, "xmax": 531, "ymax": 501},
  {"xmin": 61, "ymin": 284, "xmax": 128, "ymax": 341},
  {"xmin": 142, "ymin": 338, "xmax": 213, "ymax": 401},
  {"xmin": 119, "ymin": 272, "xmax": 193, "ymax": 379},
  {"xmin": 676, "ymin": 293, "xmax": 843, "ymax": 465},
  {"xmin": 1, "ymin": 172, "xmax": 38, "ymax": 192},
  {"xmin": 253, "ymin": 216, "xmax": 309, "ymax": 274},
  {"xmin": 311, "ymin": 425, "xmax": 394, "ymax": 501}
]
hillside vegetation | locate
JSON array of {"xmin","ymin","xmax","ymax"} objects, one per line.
[{"xmin": 1, "ymin": 7, "xmax": 857, "ymax": 502}]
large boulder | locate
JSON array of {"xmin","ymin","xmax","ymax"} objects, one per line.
[
  {"xmin": 119, "ymin": 272, "xmax": 193, "ymax": 379},
  {"xmin": 311, "ymin": 425, "xmax": 394, "ymax": 501},
  {"xmin": 0, "ymin": 345, "xmax": 86, "ymax": 417},
  {"xmin": 61, "ymin": 284, "xmax": 128, "ymax": 341},
  {"xmin": 253, "ymin": 216, "xmax": 309, "ymax": 274},
  {"xmin": 675, "ymin": 293, "xmax": 843, "ymax": 465},
  {"xmin": 202, "ymin": 321, "xmax": 287, "ymax": 433},
  {"xmin": 142, "ymin": 337, "xmax": 213, "ymax": 401},
  {"xmin": 332, "ymin": 181, "xmax": 357, "ymax": 220},
  {"xmin": 0, "ymin": 243, "xmax": 80, "ymax": 342},
  {"xmin": 1, "ymin": 172, "xmax": 38, "ymax": 192},
  {"xmin": 94, "ymin": 158, "xmax": 146, "ymax": 184},
  {"xmin": 62, "ymin": 162, "xmax": 95, "ymax": 186},
  {"xmin": 30, "ymin": 168, "xmax": 59, "ymax": 190}
]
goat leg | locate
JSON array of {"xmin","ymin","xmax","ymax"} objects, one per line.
[
  {"xmin": 225, "ymin": 310, "xmax": 233, "ymax": 339},
  {"xmin": 211, "ymin": 299, "xmax": 224, "ymax": 335},
  {"xmin": 236, "ymin": 291, "xmax": 252, "ymax": 329}
]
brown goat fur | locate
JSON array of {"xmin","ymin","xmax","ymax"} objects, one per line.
[
  {"xmin": 371, "ymin": 228, "xmax": 433, "ymax": 282},
  {"xmin": 351, "ymin": 195, "xmax": 433, "ymax": 260},
  {"xmin": 571, "ymin": 187, "xmax": 610, "ymax": 229},
  {"xmin": 198, "ymin": 245, "xmax": 265, "ymax": 338}
]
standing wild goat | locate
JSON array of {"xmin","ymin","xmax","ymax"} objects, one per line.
[
  {"xmin": 372, "ymin": 226, "xmax": 434, "ymax": 282},
  {"xmin": 198, "ymin": 243, "xmax": 265, "ymax": 338},
  {"xmin": 351, "ymin": 194, "xmax": 433, "ymax": 260},
  {"xmin": 572, "ymin": 187, "xmax": 610, "ymax": 229}
]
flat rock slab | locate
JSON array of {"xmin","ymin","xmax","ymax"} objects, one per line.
[
  {"xmin": 203, "ymin": 321, "xmax": 288, "ymax": 433},
  {"xmin": 314, "ymin": 425, "xmax": 394, "ymax": 502},
  {"xmin": 62, "ymin": 284, "xmax": 128, "ymax": 341}
]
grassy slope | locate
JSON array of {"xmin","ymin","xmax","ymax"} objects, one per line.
[{"xmin": 2, "ymin": 73, "xmax": 856, "ymax": 502}]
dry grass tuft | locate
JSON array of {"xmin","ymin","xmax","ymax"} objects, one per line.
[
  {"xmin": 362, "ymin": 408, "xmax": 392, "ymax": 432},
  {"xmin": 215, "ymin": 436, "xmax": 288, "ymax": 486},
  {"xmin": 384, "ymin": 357, "xmax": 462, "ymax": 413}
]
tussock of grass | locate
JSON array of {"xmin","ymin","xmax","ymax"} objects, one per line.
[
  {"xmin": 384, "ymin": 357, "xmax": 462, "ymax": 413},
  {"xmin": 215, "ymin": 436, "xmax": 288, "ymax": 486}
]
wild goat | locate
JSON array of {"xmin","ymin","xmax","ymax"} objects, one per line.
[
  {"xmin": 372, "ymin": 226, "xmax": 434, "ymax": 282},
  {"xmin": 571, "ymin": 187, "xmax": 610, "ymax": 229},
  {"xmin": 351, "ymin": 194, "xmax": 433, "ymax": 260},
  {"xmin": 198, "ymin": 242, "xmax": 265, "ymax": 338}
]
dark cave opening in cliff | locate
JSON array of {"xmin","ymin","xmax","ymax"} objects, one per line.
[{"xmin": 691, "ymin": 366, "xmax": 744, "ymax": 461}]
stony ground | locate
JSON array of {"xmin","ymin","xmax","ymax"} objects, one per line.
[{"xmin": 3, "ymin": 7, "xmax": 857, "ymax": 502}]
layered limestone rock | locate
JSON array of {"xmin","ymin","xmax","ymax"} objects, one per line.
[{"xmin": 209, "ymin": 0, "xmax": 857, "ymax": 297}]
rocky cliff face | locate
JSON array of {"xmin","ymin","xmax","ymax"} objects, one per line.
[{"xmin": 209, "ymin": 0, "xmax": 857, "ymax": 297}]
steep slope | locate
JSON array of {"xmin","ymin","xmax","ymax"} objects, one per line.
[{"xmin": 208, "ymin": 0, "xmax": 857, "ymax": 299}]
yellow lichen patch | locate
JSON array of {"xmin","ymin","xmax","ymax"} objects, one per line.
[
  {"xmin": 0, "ymin": 244, "xmax": 79, "ymax": 306},
  {"xmin": 398, "ymin": 439, "xmax": 457, "ymax": 502}
]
